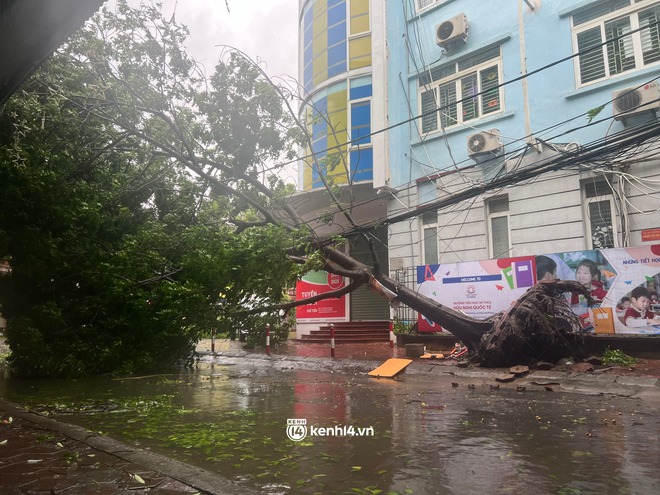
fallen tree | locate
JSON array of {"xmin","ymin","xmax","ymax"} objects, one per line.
[
  {"xmin": 1, "ymin": 1, "xmax": 655, "ymax": 375},
  {"xmin": 471, "ymin": 280, "xmax": 594, "ymax": 367}
]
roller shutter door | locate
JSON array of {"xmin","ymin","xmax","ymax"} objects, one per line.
[{"xmin": 349, "ymin": 227, "xmax": 389, "ymax": 321}]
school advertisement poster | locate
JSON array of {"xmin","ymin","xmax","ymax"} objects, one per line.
[
  {"xmin": 416, "ymin": 256, "xmax": 536, "ymax": 332},
  {"xmin": 416, "ymin": 244, "xmax": 660, "ymax": 335},
  {"xmin": 295, "ymin": 270, "xmax": 348, "ymax": 323}
]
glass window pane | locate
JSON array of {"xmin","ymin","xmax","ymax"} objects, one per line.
[
  {"xmin": 488, "ymin": 196, "xmax": 509, "ymax": 213},
  {"xmin": 573, "ymin": 0, "xmax": 630, "ymax": 26},
  {"xmin": 351, "ymin": 100, "xmax": 371, "ymax": 145},
  {"xmin": 421, "ymin": 89, "xmax": 437, "ymax": 133},
  {"xmin": 584, "ymin": 179, "xmax": 611, "ymax": 198},
  {"xmin": 424, "ymin": 227, "xmax": 438, "ymax": 265},
  {"xmin": 428, "ymin": 64, "xmax": 456, "ymax": 84},
  {"xmin": 422, "ymin": 212, "xmax": 438, "ymax": 225},
  {"xmin": 457, "ymin": 47, "xmax": 500, "ymax": 70},
  {"xmin": 605, "ymin": 17, "xmax": 636, "ymax": 75},
  {"xmin": 349, "ymin": 35, "xmax": 371, "ymax": 69},
  {"xmin": 460, "ymin": 74, "xmax": 479, "ymax": 121},
  {"xmin": 491, "ymin": 216, "xmax": 509, "ymax": 258},
  {"xmin": 639, "ymin": 6, "xmax": 660, "ymax": 65},
  {"xmin": 577, "ymin": 27, "xmax": 606, "ymax": 83},
  {"xmin": 350, "ymin": 0, "xmax": 369, "ymax": 35},
  {"xmin": 439, "ymin": 82, "xmax": 458, "ymax": 127},
  {"xmin": 480, "ymin": 65, "xmax": 501, "ymax": 115},
  {"xmin": 588, "ymin": 200, "xmax": 615, "ymax": 249}
]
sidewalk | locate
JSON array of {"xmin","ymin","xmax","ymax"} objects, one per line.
[
  {"xmin": 195, "ymin": 337, "xmax": 660, "ymax": 380},
  {"xmin": 195, "ymin": 338, "xmax": 660, "ymax": 402},
  {"xmin": 0, "ymin": 400, "xmax": 258, "ymax": 495}
]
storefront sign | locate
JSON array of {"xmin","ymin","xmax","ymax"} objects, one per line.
[
  {"xmin": 642, "ymin": 228, "xmax": 660, "ymax": 242},
  {"xmin": 295, "ymin": 271, "xmax": 348, "ymax": 322}
]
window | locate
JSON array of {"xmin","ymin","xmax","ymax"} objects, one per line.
[
  {"xmin": 486, "ymin": 195, "xmax": 510, "ymax": 258},
  {"xmin": 573, "ymin": 0, "xmax": 660, "ymax": 86},
  {"xmin": 349, "ymin": 77, "xmax": 373, "ymax": 183},
  {"xmin": 583, "ymin": 179, "xmax": 616, "ymax": 249},
  {"xmin": 419, "ymin": 47, "xmax": 503, "ymax": 134},
  {"xmin": 418, "ymin": 0, "xmax": 436, "ymax": 9},
  {"xmin": 422, "ymin": 212, "xmax": 439, "ymax": 265},
  {"xmin": 349, "ymin": 0, "xmax": 371, "ymax": 70}
]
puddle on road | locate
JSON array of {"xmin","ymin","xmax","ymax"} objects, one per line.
[{"xmin": 1, "ymin": 362, "xmax": 658, "ymax": 494}]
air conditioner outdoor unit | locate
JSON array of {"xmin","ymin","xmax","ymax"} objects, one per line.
[
  {"xmin": 612, "ymin": 81, "xmax": 660, "ymax": 121},
  {"xmin": 467, "ymin": 129, "xmax": 502, "ymax": 159},
  {"xmin": 435, "ymin": 13, "xmax": 468, "ymax": 48}
]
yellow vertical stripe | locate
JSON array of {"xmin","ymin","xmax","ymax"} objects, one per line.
[
  {"xmin": 303, "ymin": 106, "xmax": 314, "ymax": 190},
  {"xmin": 313, "ymin": 52, "xmax": 328, "ymax": 86},
  {"xmin": 312, "ymin": 0, "xmax": 328, "ymax": 87},
  {"xmin": 349, "ymin": 35, "xmax": 371, "ymax": 69},
  {"xmin": 350, "ymin": 0, "xmax": 369, "ymax": 35}
]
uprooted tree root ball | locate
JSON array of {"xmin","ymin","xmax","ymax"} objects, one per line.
[{"xmin": 471, "ymin": 280, "xmax": 595, "ymax": 368}]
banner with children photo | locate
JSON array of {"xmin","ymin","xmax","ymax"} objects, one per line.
[
  {"xmin": 415, "ymin": 244, "xmax": 660, "ymax": 335},
  {"xmin": 593, "ymin": 245, "xmax": 660, "ymax": 334}
]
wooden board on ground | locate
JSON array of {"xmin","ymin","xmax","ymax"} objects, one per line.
[
  {"xmin": 368, "ymin": 358, "xmax": 413, "ymax": 378},
  {"xmin": 420, "ymin": 353, "xmax": 445, "ymax": 359}
]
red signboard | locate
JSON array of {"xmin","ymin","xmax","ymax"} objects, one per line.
[
  {"xmin": 295, "ymin": 271, "xmax": 347, "ymax": 322},
  {"xmin": 642, "ymin": 228, "xmax": 660, "ymax": 242}
]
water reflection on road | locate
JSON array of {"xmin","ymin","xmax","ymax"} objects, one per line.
[{"xmin": 1, "ymin": 361, "xmax": 658, "ymax": 494}]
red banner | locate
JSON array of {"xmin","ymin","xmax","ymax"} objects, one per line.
[{"xmin": 295, "ymin": 271, "xmax": 347, "ymax": 322}]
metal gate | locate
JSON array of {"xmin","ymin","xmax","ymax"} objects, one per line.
[{"xmin": 349, "ymin": 228, "xmax": 389, "ymax": 321}]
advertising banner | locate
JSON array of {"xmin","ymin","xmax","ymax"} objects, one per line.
[
  {"xmin": 416, "ymin": 256, "xmax": 536, "ymax": 332},
  {"xmin": 416, "ymin": 244, "xmax": 660, "ymax": 335},
  {"xmin": 295, "ymin": 271, "xmax": 348, "ymax": 322}
]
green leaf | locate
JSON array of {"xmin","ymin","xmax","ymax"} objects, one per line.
[{"xmin": 132, "ymin": 474, "xmax": 145, "ymax": 484}]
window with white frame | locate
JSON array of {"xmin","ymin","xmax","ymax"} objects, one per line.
[
  {"xmin": 421, "ymin": 212, "xmax": 439, "ymax": 265},
  {"xmin": 486, "ymin": 195, "xmax": 510, "ymax": 258},
  {"xmin": 417, "ymin": 0, "xmax": 438, "ymax": 10},
  {"xmin": 573, "ymin": 0, "xmax": 660, "ymax": 86},
  {"xmin": 419, "ymin": 47, "xmax": 503, "ymax": 134},
  {"xmin": 583, "ymin": 178, "xmax": 617, "ymax": 249}
]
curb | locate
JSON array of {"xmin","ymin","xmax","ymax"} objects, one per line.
[{"xmin": 198, "ymin": 350, "xmax": 660, "ymax": 399}]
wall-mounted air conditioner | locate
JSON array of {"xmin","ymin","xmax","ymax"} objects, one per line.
[
  {"xmin": 435, "ymin": 13, "xmax": 468, "ymax": 49},
  {"xmin": 467, "ymin": 129, "xmax": 502, "ymax": 159},
  {"xmin": 612, "ymin": 81, "xmax": 660, "ymax": 122}
]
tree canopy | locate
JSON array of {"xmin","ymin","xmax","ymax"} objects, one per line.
[{"xmin": 0, "ymin": 0, "xmax": 302, "ymax": 376}]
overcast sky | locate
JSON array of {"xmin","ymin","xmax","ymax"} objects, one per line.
[
  {"xmin": 113, "ymin": 0, "xmax": 301, "ymax": 184},
  {"xmin": 116, "ymin": 0, "xmax": 299, "ymax": 83}
]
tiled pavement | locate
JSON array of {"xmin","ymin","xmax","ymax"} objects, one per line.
[{"xmin": 0, "ymin": 400, "xmax": 256, "ymax": 495}]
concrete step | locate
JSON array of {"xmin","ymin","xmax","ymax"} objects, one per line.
[
  {"xmin": 297, "ymin": 336, "xmax": 390, "ymax": 343},
  {"xmin": 310, "ymin": 330, "xmax": 389, "ymax": 336},
  {"xmin": 301, "ymin": 333, "xmax": 390, "ymax": 341}
]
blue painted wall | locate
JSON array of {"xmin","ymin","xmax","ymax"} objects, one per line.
[{"xmin": 386, "ymin": 0, "xmax": 660, "ymax": 188}]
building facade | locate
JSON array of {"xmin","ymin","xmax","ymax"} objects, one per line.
[
  {"xmin": 296, "ymin": 0, "xmax": 392, "ymax": 333},
  {"xmin": 297, "ymin": 0, "xmax": 660, "ymax": 330},
  {"xmin": 387, "ymin": 0, "xmax": 660, "ymax": 267}
]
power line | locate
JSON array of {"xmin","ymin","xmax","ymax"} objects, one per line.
[{"xmin": 319, "ymin": 119, "xmax": 660, "ymax": 241}]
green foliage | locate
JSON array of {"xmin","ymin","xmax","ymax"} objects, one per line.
[
  {"xmin": 602, "ymin": 348, "xmax": 637, "ymax": 367},
  {"xmin": 392, "ymin": 318, "xmax": 416, "ymax": 335},
  {"xmin": 586, "ymin": 105, "xmax": 605, "ymax": 123},
  {"xmin": 0, "ymin": 1, "xmax": 300, "ymax": 376},
  {"xmin": 228, "ymin": 313, "xmax": 295, "ymax": 349}
]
